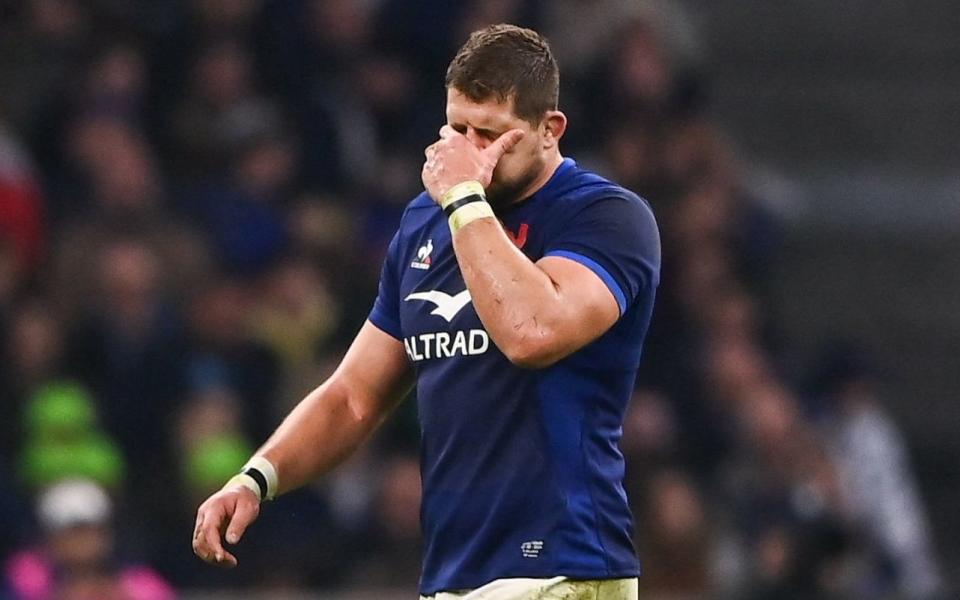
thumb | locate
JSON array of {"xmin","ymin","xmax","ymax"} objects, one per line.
[
  {"xmin": 483, "ymin": 129, "xmax": 525, "ymax": 163},
  {"xmin": 225, "ymin": 496, "xmax": 259, "ymax": 545}
]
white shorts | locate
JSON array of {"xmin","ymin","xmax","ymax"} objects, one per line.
[{"xmin": 419, "ymin": 576, "xmax": 638, "ymax": 600}]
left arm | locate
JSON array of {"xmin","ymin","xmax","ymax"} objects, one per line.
[{"xmin": 452, "ymin": 216, "xmax": 618, "ymax": 368}]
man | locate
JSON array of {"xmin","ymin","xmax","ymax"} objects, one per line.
[
  {"xmin": 6, "ymin": 479, "xmax": 175, "ymax": 600},
  {"xmin": 193, "ymin": 24, "xmax": 660, "ymax": 600}
]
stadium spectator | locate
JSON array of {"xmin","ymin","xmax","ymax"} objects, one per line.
[
  {"xmin": 816, "ymin": 345, "xmax": 943, "ymax": 598},
  {"xmin": 3, "ymin": 478, "xmax": 174, "ymax": 600},
  {"xmin": 346, "ymin": 454, "xmax": 423, "ymax": 590},
  {"xmin": 636, "ymin": 469, "xmax": 716, "ymax": 597},
  {"xmin": 0, "ymin": 121, "xmax": 46, "ymax": 294},
  {"xmin": 18, "ymin": 382, "xmax": 125, "ymax": 492},
  {"xmin": 0, "ymin": 301, "xmax": 64, "ymax": 458}
]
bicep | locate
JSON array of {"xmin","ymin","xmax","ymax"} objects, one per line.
[
  {"xmin": 331, "ymin": 320, "xmax": 413, "ymax": 420},
  {"xmin": 536, "ymin": 255, "xmax": 620, "ymax": 352},
  {"xmin": 535, "ymin": 196, "xmax": 660, "ymax": 357}
]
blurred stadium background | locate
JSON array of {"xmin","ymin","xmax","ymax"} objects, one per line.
[{"xmin": 0, "ymin": 0, "xmax": 957, "ymax": 598}]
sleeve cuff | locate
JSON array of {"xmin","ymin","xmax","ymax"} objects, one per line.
[
  {"xmin": 544, "ymin": 250, "xmax": 628, "ymax": 315},
  {"xmin": 367, "ymin": 312, "xmax": 403, "ymax": 340}
]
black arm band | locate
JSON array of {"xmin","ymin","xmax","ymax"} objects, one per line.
[
  {"xmin": 443, "ymin": 193, "xmax": 486, "ymax": 217},
  {"xmin": 242, "ymin": 467, "xmax": 269, "ymax": 500}
]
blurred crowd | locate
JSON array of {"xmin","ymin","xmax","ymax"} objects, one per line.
[{"xmin": 0, "ymin": 0, "xmax": 946, "ymax": 598}]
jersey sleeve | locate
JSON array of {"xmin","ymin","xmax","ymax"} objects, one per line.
[
  {"xmin": 368, "ymin": 228, "xmax": 403, "ymax": 339},
  {"xmin": 543, "ymin": 195, "xmax": 660, "ymax": 316}
]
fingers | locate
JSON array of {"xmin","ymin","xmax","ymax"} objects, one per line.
[
  {"xmin": 202, "ymin": 510, "xmax": 227, "ymax": 562},
  {"xmin": 206, "ymin": 515, "xmax": 238, "ymax": 567},
  {"xmin": 192, "ymin": 507, "xmax": 211, "ymax": 557},
  {"xmin": 192, "ymin": 500, "xmax": 238, "ymax": 568},
  {"xmin": 193, "ymin": 511, "xmax": 204, "ymax": 539},
  {"xmin": 225, "ymin": 495, "xmax": 259, "ymax": 545},
  {"xmin": 213, "ymin": 544, "xmax": 238, "ymax": 568},
  {"xmin": 483, "ymin": 129, "xmax": 525, "ymax": 162},
  {"xmin": 439, "ymin": 125, "xmax": 457, "ymax": 140}
]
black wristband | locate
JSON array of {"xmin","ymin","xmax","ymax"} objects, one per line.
[
  {"xmin": 443, "ymin": 193, "xmax": 486, "ymax": 217},
  {"xmin": 242, "ymin": 467, "xmax": 269, "ymax": 500}
]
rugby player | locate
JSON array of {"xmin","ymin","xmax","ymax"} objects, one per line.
[{"xmin": 193, "ymin": 24, "xmax": 660, "ymax": 600}]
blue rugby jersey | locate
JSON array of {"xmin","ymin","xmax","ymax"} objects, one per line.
[{"xmin": 368, "ymin": 158, "xmax": 660, "ymax": 595}]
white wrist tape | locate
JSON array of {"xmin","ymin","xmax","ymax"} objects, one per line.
[
  {"xmin": 440, "ymin": 180, "xmax": 494, "ymax": 233},
  {"xmin": 440, "ymin": 180, "xmax": 486, "ymax": 210},
  {"xmin": 239, "ymin": 456, "xmax": 279, "ymax": 501}
]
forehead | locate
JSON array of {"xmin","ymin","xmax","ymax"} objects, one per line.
[{"xmin": 445, "ymin": 88, "xmax": 523, "ymax": 129}]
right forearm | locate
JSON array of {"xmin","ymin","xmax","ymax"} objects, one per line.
[
  {"xmin": 195, "ymin": 322, "xmax": 409, "ymax": 567},
  {"xmin": 254, "ymin": 378, "xmax": 384, "ymax": 495}
]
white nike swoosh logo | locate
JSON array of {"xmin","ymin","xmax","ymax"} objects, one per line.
[{"xmin": 404, "ymin": 289, "xmax": 472, "ymax": 322}]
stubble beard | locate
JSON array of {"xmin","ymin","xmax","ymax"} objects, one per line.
[{"xmin": 485, "ymin": 159, "xmax": 543, "ymax": 210}]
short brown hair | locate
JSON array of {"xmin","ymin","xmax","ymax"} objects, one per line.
[{"xmin": 445, "ymin": 24, "xmax": 559, "ymax": 125}]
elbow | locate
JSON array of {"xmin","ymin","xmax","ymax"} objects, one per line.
[
  {"xmin": 328, "ymin": 377, "xmax": 379, "ymax": 429},
  {"xmin": 347, "ymin": 396, "xmax": 378, "ymax": 428},
  {"xmin": 345, "ymin": 389, "xmax": 381, "ymax": 429},
  {"xmin": 501, "ymin": 337, "xmax": 561, "ymax": 370}
]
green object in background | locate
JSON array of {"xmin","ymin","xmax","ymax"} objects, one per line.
[
  {"xmin": 24, "ymin": 381, "xmax": 98, "ymax": 439},
  {"xmin": 184, "ymin": 434, "xmax": 253, "ymax": 495},
  {"xmin": 19, "ymin": 380, "xmax": 127, "ymax": 490},
  {"xmin": 20, "ymin": 433, "xmax": 126, "ymax": 490}
]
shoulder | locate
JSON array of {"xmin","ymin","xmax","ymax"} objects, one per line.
[
  {"xmin": 406, "ymin": 191, "xmax": 438, "ymax": 212},
  {"xmin": 393, "ymin": 192, "xmax": 439, "ymax": 233},
  {"xmin": 553, "ymin": 162, "xmax": 656, "ymax": 223},
  {"xmin": 554, "ymin": 168, "xmax": 659, "ymax": 243},
  {"xmin": 382, "ymin": 193, "xmax": 438, "ymax": 252},
  {"xmin": 541, "ymin": 162, "xmax": 661, "ymax": 274}
]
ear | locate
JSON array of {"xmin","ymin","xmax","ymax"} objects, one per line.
[{"xmin": 541, "ymin": 110, "xmax": 567, "ymax": 150}]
